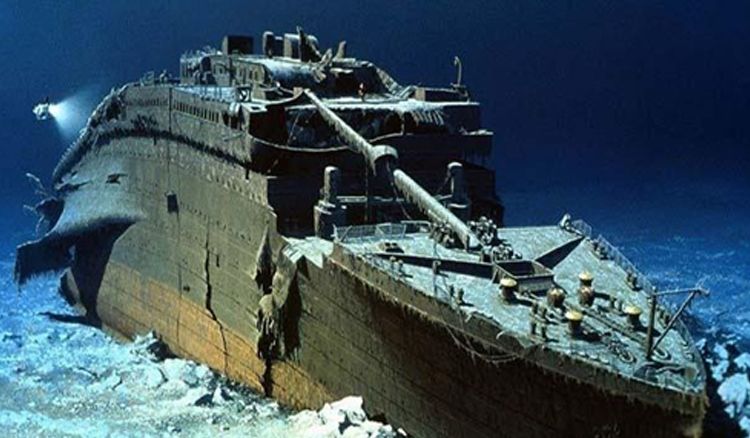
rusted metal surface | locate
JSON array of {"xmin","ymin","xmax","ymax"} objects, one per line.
[{"xmin": 15, "ymin": 29, "xmax": 706, "ymax": 437}]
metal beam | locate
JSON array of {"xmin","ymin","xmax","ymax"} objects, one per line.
[{"xmin": 304, "ymin": 89, "xmax": 478, "ymax": 249}]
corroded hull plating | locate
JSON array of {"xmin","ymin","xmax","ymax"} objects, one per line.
[{"xmin": 48, "ymin": 131, "xmax": 703, "ymax": 437}]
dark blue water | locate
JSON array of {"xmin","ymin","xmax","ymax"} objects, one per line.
[
  {"xmin": 2, "ymin": 1, "xmax": 749, "ymax": 195},
  {"xmin": 1, "ymin": 1, "xmax": 748, "ymax": 435}
]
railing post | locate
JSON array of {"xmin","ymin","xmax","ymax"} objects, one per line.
[{"xmin": 645, "ymin": 294, "xmax": 657, "ymax": 360}]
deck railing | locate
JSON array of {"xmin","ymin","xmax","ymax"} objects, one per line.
[
  {"xmin": 569, "ymin": 219, "xmax": 657, "ymax": 295},
  {"xmin": 569, "ymin": 218, "xmax": 706, "ymax": 388},
  {"xmin": 335, "ymin": 221, "xmax": 427, "ymax": 243}
]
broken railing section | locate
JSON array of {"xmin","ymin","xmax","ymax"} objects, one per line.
[{"xmin": 304, "ymin": 89, "xmax": 477, "ymax": 249}]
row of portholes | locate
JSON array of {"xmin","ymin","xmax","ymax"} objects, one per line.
[
  {"xmin": 173, "ymin": 99, "xmax": 243, "ymax": 131},
  {"xmin": 173, "ymin": 100, "xmax": 221, "ymax": 123},
  {"xmin": 128, "ymin": 97, "xmax": 168, "ymax": 107}
]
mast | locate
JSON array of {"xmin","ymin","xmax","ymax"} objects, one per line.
[{"xmin": 303, "ymin": 89, "xmax": 479, "ymax": 249}]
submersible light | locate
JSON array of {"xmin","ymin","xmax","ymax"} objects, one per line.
[
  {"xmin": 47, "ymin": 102, "xmax": 63, "ymax": 119},
  {"xmin": 32, "ymin": 99, "xmax": 68, "ymax": 123},
  {"xmin": 48, "ymin": 98, "xmax": 81, "ymax": 139},
  {"xmin": 32, "ymin": 98, "xmax": 69, "ymax": 122},
  {"xmin": 32, "ymin": 100, "xmax": 52, "ymax": 120},
  {"xmin": 33, "ymin": 90, "xmax": 97, "ymax": 140}
]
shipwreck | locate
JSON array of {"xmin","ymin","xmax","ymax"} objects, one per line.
[{"xmin": 16, "ymin": 29, "xmax": 707, "ymax": 437}]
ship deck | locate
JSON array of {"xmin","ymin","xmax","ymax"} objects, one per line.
[{"xmin": 291, "ymin": 221, "xmax": 706, "ymax": 396}]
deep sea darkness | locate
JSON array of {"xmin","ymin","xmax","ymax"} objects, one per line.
[
  {"xmin": 0, "ymin": 1, "xmax": 748, "ymax": 435},
  {"xmin": 2, "ymin": 1, "xmax": 749, "ymax": 194}
]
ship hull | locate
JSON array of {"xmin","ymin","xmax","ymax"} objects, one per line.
[{"xmin": 46, "ymin": 132, "xmax": 704, "ymax": 437}]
